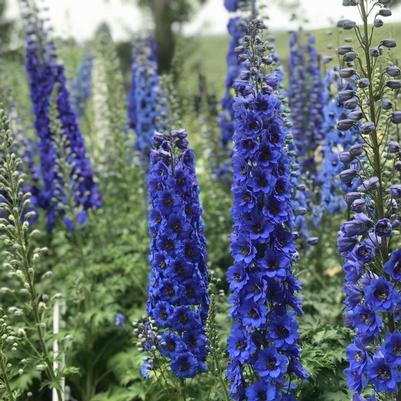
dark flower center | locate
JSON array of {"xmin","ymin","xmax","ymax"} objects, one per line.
[
  {"xmin": 378, "ymin": 366, "xmax": 391, "ymax": 381},
  {"xmin": 179, "ymin": 313, "xmax": 188, "ymax": 324},
  {"xmin": 278, "ymin": 327, "xmax": 289, "ymax": 339},
  {"xmin": 160, "ymin": 311, "xmax": 168, "ymax": 321},
  {"xmin": 355, "ymin": 351, "xmax": 363, "ymax": 363},
  {"xmin": 249, "ymin": 120, "xmax": 260, "ymax": 131},
  {"xmin": 165, "ymin": 240, "xmax": 174, "ymax": 251},
  {"xmin": 241, "ymin": 246, "xmax": 249, "ymax": 255},
  {"xmin": 179, "ymin": 360, "xmax": 190, "ymax": 372},
  {"xmin": 253, "ymin": 223, "xmax": 263, "ymax": 233},
  {"xmin": 266, "ymin": 357, "xmax": 277, "ymax": 370},
  {"xmin": 257, "ymin": 391, "xmax": 267, "ymax": 401},
  {"xmin": 243, "ymin": 194, "xmax": 251, "ymax": 202},
  {"xmin": 158, "ymin": 261, "xmax": 166, "ymax": 269},
  {"xmin": 361, "ymin": 313, "xmax": 373, "ymax": 325},
  {"xmin": 394, "ymin": 343, "xmax": 401, "ymax": 356},
  {"xmin": 248, "ymin": 309, "xmax": 258, "ymax": 318},
  {"xmin": 172, "ymin": 222, "xmax": 181, "ymax": 232},
  {"xmin": 236, "ymin": 340, "xmax": 246, "ymax": 350},
  {"xmin": 167, "ymin": 340, "xmax": 176, "ymax": 351},
  {"xmin": 234, "ymin": 273, "xmax": 242, "ymax": 282},
  {"xmin": 257, "ymin": 176, "xmax": 268, "ymax": 187},
  {"xmin": 276, "ymin": 180, "xmax": 285, "ymax": 194},
  {"xmin": 374, "ymin": 286, "xmax": 388, "ymax": 301}
]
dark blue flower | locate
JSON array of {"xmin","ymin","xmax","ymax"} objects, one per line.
[
  {"xmin": 367, "ymin": 355, "xmax": 400, "ymax": 393},
  {"xmin": 384, "ymin": 249, "xmax": 401, "ymax": 281},
  {"xmin": 254, "ymin": 347, "xmax": 288, "ymax": 379}
]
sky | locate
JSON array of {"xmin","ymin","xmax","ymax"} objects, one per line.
[{"xmin": 6, "ymin": 0, "xmax": 401, "ymax": 41}]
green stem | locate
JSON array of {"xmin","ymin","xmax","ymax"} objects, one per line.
[{"xmin": 0, "ymin": 351, "xmax": 15, "ymax": 401}]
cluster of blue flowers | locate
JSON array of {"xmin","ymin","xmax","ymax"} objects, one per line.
[
  {"xmin": 227, "ymin": 19, "xmax": 307, "ymax": 401},
  {"xmin": 336, "ymin": 1, "xmax": 401, "ymax": 398},
  {"xmin": 220, "ymin": 17, "xmax": 246, "ymax": 150},
  {"xmin": 71, "ymin": 53, "xmax": 94, "ymax": 120},
  {"xmin": 128, "ymin": 40, "xmax": 166, "ymax": 160},
  {"xmin": 146, "ymin": 129, "xmax": 209, "ymax": 379},
  {"xmin": 288, "ymin": 32, "xmax": 324, "ymax": 177},
  {"xmin": 22, "ymin": 0, "xmax": 101, "ymax": 231},
  {"xmin": 317, "ymin": 69, "xmax": 359, "ymax": 217}
]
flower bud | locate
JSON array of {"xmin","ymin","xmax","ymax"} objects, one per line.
[
  {"xmin": 340, "ymin": 151, "xmax": 353, "ymax": 163},
  {"xmin": 386, "ymin": 66, "xmax": 401, "ymax": 77},
  {"xmin": 338, "ymin": 89, "xmax": 355, "ymax": 102},
  {"xmin": 391, "ymin": 184, "xmax": 401, "ymax": 198},
  {"xmin": 340, "ymin": 168, "xmax": 358, "ymax": 184},
  {"xmin": 344, "ymin": 98, "xmax": 359, "ymax": 110},
  {"xmin": 370, "ymin": 48, "xmax": 380, "ymax": 58},
  {"xmin": 358, "ymin": 78, "xmax": 370, "ymax": 89},
  {"xmin": 340, "ymin": 68, "xmax": 356, "ymax": 78},
  {"xmin": 345, "ymin": 192, "xmax": 362, "ymax": 206},
  {"xmin": 388, "ymin": 141, "xmax": 400, "ymax": 153},
  {"xmin": 344, "ymin": 51, "xmax": 357, "ymax": 62},
  {"xmin": 381, "ymin": 98, "xmax": 393, "ymax": 110},
  {"xmin": 337, "ymin": 45, "xmax": 353, "ymax": 55},
  {"xmin": 339, "ymin": 19, "xmax": 356, "ymax": 30},
  {"xmin": 374, "ymin": 18, "xmax": 384, "ymax": 28},
  {"xmin": 348, "ymin": 111, "xmax": 363, "ymax": 121},
  {"xmin": 392, "ymin": 111, "xmax": 401, "ymax": 124},
  {"xmin": 352, "ymin": 199, "xmax": 366, "ymax": 213},
  {"xmin": 381, "ymin": 39, "xmax": 397, "ymax": 49},
  {"xmin": 378, "ymin": 9, "xmax": 392, "ymax": 17},
  {"xmin": 360, "ymin": 121, "xmax": 375, "ymax": 135},
  {"xmin": 359, "ymin": 176, "xmax": 379, "ymax": 192},
  {"xmin": 349, "ymin": 144, "xmax": 364, "ymax": 157},
  {"xmin": 337, "ymin": 119, "xmax": 354, "ymax": 131}
]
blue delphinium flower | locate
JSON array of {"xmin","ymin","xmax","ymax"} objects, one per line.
[
  {"xmin": 146, "ymin": 129, "xmax": 209, "ymax": 379},
  {"xmin": 21, "ymin": 0, "xmax": 101, "ymax": 232},
  {"xmin": 71, "ymin": 52, "xmax": 94, "ymax": 120},
  {"xmin": 227, "ymin": 19, "xmax": 306, "ymax": 400},
  {"xmin": 128, "ymin": 40, "xmax": 166, "ymax": 161},
  {"xmin": 337, "ymin": 1, "xmax": 401, "ymax": 398}
]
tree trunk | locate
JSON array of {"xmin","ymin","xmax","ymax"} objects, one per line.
[{"xmin": 151, "ymin": 0, "xmax": 175, "ymax": 73}]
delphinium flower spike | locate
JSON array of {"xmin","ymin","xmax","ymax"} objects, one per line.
[
  {"xmin": 0, "ymin": 105, "xmax": 64, "ymax": 401},
  {"xmin": 288, "ymin": 31, "xmax": 324, "ymax": 179},
  {"xmin": 141, "ymin": 128, "xmax": 209, "ymax": 380},
  {"xmin": 227, "ymin": 19, "xmax": 307, "ymax": 401},
  {"xmin": 336, "ymin": 1, "xmax": 401, "ymax": 399},
  {"xmin": 21, "ymin": 0, "xmax": 101, "ymax": 232},
  {"xmin": 71, "ymin": 52, "xmax": 94, "ymax": 120},
  {"xmin": 128, "ymin": 39, "xmax": 167, "ymax": 162}
]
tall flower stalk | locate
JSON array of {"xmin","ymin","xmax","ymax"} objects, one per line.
[
  {"xmin": 21, "ymin": 0, "xmax": 101, "ymax": 232},
  {"xmin": 336, "ymin": 0, "xmax": 401, "ymax": 399},
  {"xmin": 0, "ymin": 105, "xmax": 63, "ymax": 401},
  {"xmin": 139, "ymin": 129, "xmax": 209, "ymax": 383},
  {"xmin": 227, "ymin": 19, "xmax": 307, "ymax": 400},
  {"xmin": 128, "ymin": 40, "xmax": 167, "ymax": 162}
]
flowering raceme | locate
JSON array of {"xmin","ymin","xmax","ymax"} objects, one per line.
[
  {"xmin": 336, "ymin": 1, "xmax": 401, "ymax": 399},
  {"xmin": 71, "ymin": 53, "xmax": 94, "ymax": 120},
  {"xmin": 288, "ymin": 32, "xmax": 324, "ymax": 177},
  {"xmin": 128, "ymin": 40, "xmax": 166, "ymax": 160},
  {"xmin": 145, "ymin": 129, "xmax": 209, "ymax": 379},
  {"xmin": 227, "ymin": 19, "xmax": 306, "ymax": 401},
  {"xmin": 21, "ymin": 0, "xmax": 101, "ymax": 231},
  {"xmin": 220, "ymin": 17, "xmax": 246, "ymax": 150}
]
